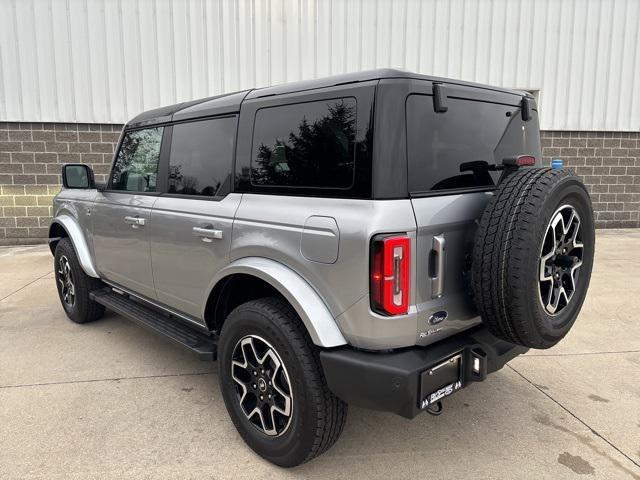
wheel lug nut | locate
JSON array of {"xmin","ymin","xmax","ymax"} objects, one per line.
[
  {"xmin": 260, "ymin": 395, "xmax": 264, "ymax": 401},
  {"xmin": 268, "ymin": 394, "xmax": 271, "ymax": 399},
  {"xmin": 253, "ymin": 371, "xmax": 257, "ymax": 376},
  {"xmin": 252, "ymin": 383, "xmax": 257, "ymax": 389}
]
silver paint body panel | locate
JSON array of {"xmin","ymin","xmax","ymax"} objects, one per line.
[
  {"xmin": 231, "ymin": 194, "xmax": 417, "ymax": 324},
  {"xmin": 149, "ymin": 194, "xmax": 242, "ymax": 321},
  {"xmin": 410, "ymin": 193, "xmax": 491, "ymax": 346},
  {"xmin": 210, "ymin": 257, "xmax": 347, "ymax": 347},
  {"xmin": 51, "ymin": 189, "xmax": 99, "ymax": 278},
  {"xmin": 51, "ymin": 187, "xmax": 486, "ymax": 349},
  {"xmin": 92, "ymin": 192, "xmax": 158, "ymax": 299}
]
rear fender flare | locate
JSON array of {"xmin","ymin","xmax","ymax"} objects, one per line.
[
  {"xmin": 49, "ymin": 215, "xmax": 99, "ymax": 278},
  {"xmin": 207, "ymin": 257, "xmax": 347, "ymax": 348}
]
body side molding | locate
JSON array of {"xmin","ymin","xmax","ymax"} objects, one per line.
[{"xmin": 207, "ymin": 257, "xmax": 347, "ymax": 348}]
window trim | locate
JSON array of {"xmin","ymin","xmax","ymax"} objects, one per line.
[
  {"xmin": 105, "ymin": 125, "xmax": 167, "ymax": 195},
  {"xmin": 409, "ymin": 185, "xmax": 496, "ymax": 199}
]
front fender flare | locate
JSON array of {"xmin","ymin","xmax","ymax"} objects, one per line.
[
  {"xmin": 208, "ymin": 257, "xmax": 347, "ymax": 348},
  {"xmin": 49, "ymin": 215, "xmax": 99, "ymax": 278}
]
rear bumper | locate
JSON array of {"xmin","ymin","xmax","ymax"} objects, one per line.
[{"xmin": 319, "ymin": 325, "xmax": 528, "ymax": 419}]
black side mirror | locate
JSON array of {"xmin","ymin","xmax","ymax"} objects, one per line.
[{"xmin": 62, "ymin": 164, "xmax": 95, "ymax": 189}]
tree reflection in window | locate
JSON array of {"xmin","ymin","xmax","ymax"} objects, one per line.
[
  {"xmin": 168, "ymin": 164, "xmax": 220, "ymax": 196},
  {"xmin": 252, "ymin": 99, "xmax": 357, "ymax": 188},
  {"xmin": 111, "ymin": 127, "xmax": 163, "ymax": 192}
]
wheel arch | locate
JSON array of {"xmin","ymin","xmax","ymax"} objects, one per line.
[
  {"xmin": 48, "ymin": 215, "xmax": 99, "ymax": 278},
  {"xmin": 203, "ymin": 257, "xmax": 347, "ymax": 348}
]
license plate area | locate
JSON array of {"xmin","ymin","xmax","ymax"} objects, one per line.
[{"xmin": 419, "ymin": 353, "xmax": 463, "ymax": 409}]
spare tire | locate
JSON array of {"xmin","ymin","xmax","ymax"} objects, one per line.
[{"xmin": 471, "ymin": 168, "xmax": 595, "ymax": 349}]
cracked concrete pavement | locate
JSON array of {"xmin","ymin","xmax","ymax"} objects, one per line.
[{"xmin": 0, "ymin": 230, "xmax": 639, "ymax": 479}]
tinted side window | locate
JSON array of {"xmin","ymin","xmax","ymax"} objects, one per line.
[
  {"xmin": 168, "ymin": 117, "xmax": 236, "ymax": 197},
  {"xmin": 111, "ymin": 127, "xmax": 163, "ymax": 192},
  {"xmin": 406, "ymin": 95, "xmax": 541, "ymax": 194},
  {"xmin": 251, "ymin": 98, "xmax": 357, "ymax": 188}
]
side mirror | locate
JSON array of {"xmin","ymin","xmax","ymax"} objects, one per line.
[{"xmin": 62, "ymin": 164, "xmax": 95, "ymax": 189}]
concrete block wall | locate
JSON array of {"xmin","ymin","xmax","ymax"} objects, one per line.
[
  {"xmin": 0, "ymin": 122, "xmax": 122, "ymax": 244},
  {"xmin": 0, "ymin": 123, "xmax": 638, "ymax": 244},
  {"xmin": 540, "ymin": 131, "xmax": 640, "ymax": 229}
]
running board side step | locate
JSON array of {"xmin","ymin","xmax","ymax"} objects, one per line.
[{"xmin": 90, "ymin": 288, "xmax": 217, "ymax": 361}]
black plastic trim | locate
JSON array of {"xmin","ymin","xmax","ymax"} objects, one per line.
[
  {"xmin": 521, "ymin": 97, "xmax": 533, "ymax": 121},
  {"xmin": 90, "ymin": 287, "xmax": 217, "ymax": 360},
  {"xmin": 432, "ymin": 83, "xmax": 448, "ymax": 113},
  {"xmin": 319, "ymin": 325, "xmax": 527, "ymax": 419}
]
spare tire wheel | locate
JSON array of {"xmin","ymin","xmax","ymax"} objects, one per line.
[{"xmin": 471, "ymin": 168, "xmax": 595, "ymax": 349}]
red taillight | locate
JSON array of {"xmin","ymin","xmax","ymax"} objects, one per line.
[{"xmin": 370, "ymin": 235, "xmax": 411, "ymax": 316}]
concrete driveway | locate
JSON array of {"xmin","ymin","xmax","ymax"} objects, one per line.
[{"xmin": 1, "ymin": 231, "xmax": 639, "ymax": 480}]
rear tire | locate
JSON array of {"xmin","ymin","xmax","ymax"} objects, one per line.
[
  {"xmin": 471, "ymin": 168, "xmax": 595, "ymax": 349},
  {"xmin": 54, "ymin": 238, "xmax": 105, "ymax": 324},
  {"xmin": 218, "ymin": 297, "xmax": 347, "ymax": 467}
]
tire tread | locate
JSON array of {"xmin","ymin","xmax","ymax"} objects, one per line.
[
  {"xmin": 221, "ymin": 297, "xmax": 347, "ymax": 466},
  {"xmin": 54, "ymin": 238, "xmax": 105, "ymax": 323},
  {"xmin": 471, "ymin": 168, "xmax": 580, "ymax": 347}
]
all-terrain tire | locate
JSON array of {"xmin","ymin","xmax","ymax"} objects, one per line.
[
  {"xmin": 218, "ymin": 297, "xmax": 347, "ymax": 467},
  {"xmin": 471, "ymin": 168, "xmax": 595, "ymax": 349},
  {"xmin": 54, "ymin": 238, "xmax": 105, "ymax": 324}
]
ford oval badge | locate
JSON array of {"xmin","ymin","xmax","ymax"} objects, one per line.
[{"xmin": 428, "ymin": 311, "xmax": 448, "ymax": 325}]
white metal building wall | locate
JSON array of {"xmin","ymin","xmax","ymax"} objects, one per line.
[{"xmin": 0, "ymin": 0, "xmax": 638, "ymax": 131}]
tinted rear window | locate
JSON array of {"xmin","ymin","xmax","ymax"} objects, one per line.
[
  {"xmin": 406, "ymin": 94, "xmax": 541, "ymax": 194},
  {"xmin": 250, "ymin": 98, "xmax": 357, "ymax": 189},
  {"xmin": 168, "ymin": 117, "xmax": 236, "ymax": 197}
]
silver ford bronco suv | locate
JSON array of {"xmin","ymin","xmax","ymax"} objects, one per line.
[{"xmin": 50, "ymin": 69, "xmax": 594, "ymax": 467}]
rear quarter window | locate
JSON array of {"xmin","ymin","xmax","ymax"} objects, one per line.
[
  {"xmin": 250, "ymin": 98, "xmax": 357, "ymax": 189},
  {"xmin": 406, "ymin": 94, "xmax": 541, "ymax": 195}
]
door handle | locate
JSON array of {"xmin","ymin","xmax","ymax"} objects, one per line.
[
  {"xmin": 192, "ymin": 226, "xmax": 223, "ymax": 242},
  {"xmin": 430, "ymin": 234, "xmax": 445, "ymax": 298},
  {"xmin": 124, "ymin": 216, "xmax": 145, "ymax": 228}
]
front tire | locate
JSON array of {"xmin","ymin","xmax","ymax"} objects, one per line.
[
  {"xmin": 54, "ymin": 238, "xmax": 105, "ymax": 324},
  {"xmin": 218, "ymin": 297, "xmax": 347, "ymax": 467}
]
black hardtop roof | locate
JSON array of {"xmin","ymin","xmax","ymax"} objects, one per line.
[{"xmin": 125, "ymin": 68, "xmax": 530, "ymax": 129}]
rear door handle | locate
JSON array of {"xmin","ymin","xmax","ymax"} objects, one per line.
[
  {"xmin": 430, "ymin": 234, "xmax": 445, "ymax": 298},
  {"xmin": 192, "ymin": 226, "xmax": 223, "ymax": 242},
  {"xmin": 124, "ymin": 216, "xmax": 145, "ymax": 228}
]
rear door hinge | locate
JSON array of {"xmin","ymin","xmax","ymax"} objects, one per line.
[{"xmin": 432, "ymin": 83, "xmax": 448, "ymax": 113}]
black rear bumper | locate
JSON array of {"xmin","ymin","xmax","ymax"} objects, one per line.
[{"xmin": 319, "ymin": 326, "xmax": 527, "ymax": 419}]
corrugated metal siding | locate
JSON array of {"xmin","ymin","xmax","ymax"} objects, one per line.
[{"xmin": 0, "ymin": 0, "xmax": 638, "ymax": 130}]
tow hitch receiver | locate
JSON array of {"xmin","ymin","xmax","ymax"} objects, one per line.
[{"xmin": 419, "ymin": 348, "xmax": 488, "ymax": 410}]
